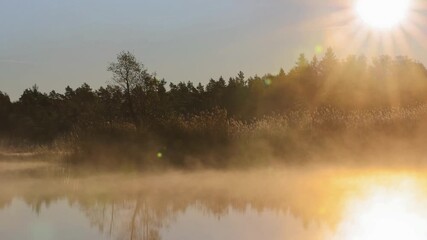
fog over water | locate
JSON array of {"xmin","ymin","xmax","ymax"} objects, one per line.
[
  {"xmin": 2, "ymin": 160, "xmax": 427, "ymax": 240},
  {"xmin": 3, "ymin": 1, "xmax": 427, "ymax": 239}
]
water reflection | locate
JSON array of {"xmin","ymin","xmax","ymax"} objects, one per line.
[
  {"xmin": 334, "ymin": 177, "xmax": 427, "ymax": 240},
  {"xmin": 1, "ymin": 166, "xmax": 427, "ymax": 240}
]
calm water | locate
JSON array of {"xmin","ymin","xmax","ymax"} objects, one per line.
[{"xmin": 1, "ymin": 162, "xmax": 427, "ymax": 240}]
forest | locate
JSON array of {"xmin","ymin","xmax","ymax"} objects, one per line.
[{"xmin": 2, "ymin": 48, "xmax": 427, "ymax": 168}]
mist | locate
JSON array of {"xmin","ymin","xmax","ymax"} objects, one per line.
[{"xmin": 3, "ymin": 47, "xmax": 427, "ymax": 240}]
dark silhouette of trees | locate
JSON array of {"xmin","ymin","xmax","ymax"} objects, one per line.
[
  {"xmin": 13, "ymin": 85, "xmax": 60, "ymax": 142},
  {"xmin": 108, "ymin": 51, "xmax": 153, "ymax": 129},
  {"xmin": 2, "ymin": 49, "xmax": 427, "ymax": 166},
  {"xmin": 0, "ymin": 91, "xmax": 11, "ymax": 136}
]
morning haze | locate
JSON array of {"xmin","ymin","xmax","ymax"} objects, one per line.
[{"xmin": 2, "ymin": 0, "xmax": 427, "ymax": 239}]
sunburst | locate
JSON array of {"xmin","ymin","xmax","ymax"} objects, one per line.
[{"xmin": 299, "ymin": 0, "xmax": 427, "ymax": 58}]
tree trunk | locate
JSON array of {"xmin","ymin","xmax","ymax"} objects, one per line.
[{"xmin": 125, "ymin": 79, "xmax": 139, "ymax": 130}]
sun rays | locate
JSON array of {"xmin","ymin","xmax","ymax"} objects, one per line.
[{"xmin": 300, "ymin": 0, "xmax": 427, "ymax": 58}]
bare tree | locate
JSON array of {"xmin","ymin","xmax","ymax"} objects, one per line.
[{"xmin": 108, "ymin": 51, "xmax": 147, "ymax": 128}]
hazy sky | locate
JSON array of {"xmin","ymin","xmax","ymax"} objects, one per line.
[{"xmin": 1, "ymin": 0, "xmax": 425, "ymax": 99}]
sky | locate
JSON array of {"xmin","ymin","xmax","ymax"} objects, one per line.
[{"xmin": 1, "ymin": 0, "xmax": 426, "ymax": 99}]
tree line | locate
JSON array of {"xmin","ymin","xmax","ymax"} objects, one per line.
[{"xmin": 1, "ymin": 49, "xmax": 427, "ymax": 167}]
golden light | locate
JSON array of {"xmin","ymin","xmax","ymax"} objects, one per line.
[
  {"xmin": 334, "ymin": 177, "xmax": 427, "ymax": 240},
  {"xmin": 298, "ymin": 0, "xmax": 427, "ymax": 58},
  {"xmin": 356, "ymin": 0, "xmax": 411, "ymax": 29}
]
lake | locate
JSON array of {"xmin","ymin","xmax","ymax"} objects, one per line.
[{"xmin": 1, "ymin": 161, "xmax": 427, "ymax": 240}]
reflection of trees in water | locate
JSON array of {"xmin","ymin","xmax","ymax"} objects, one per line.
[
  {"xmin": 0, "ymin": 170, "xmax": 371, "ymax": 239},
  {"xmin": 129, "ymin": 199, "xmax": 163, "ymax": 240},
  {"xmin": 0, "ymin": 191, "xmax": 339, "ymax": 240},
  {"xmin": 80, "ymin": 196, "xmax": 178, "ymax": 240},
  {"xmin": 22, "ymin": 195, "xmax": 60, "ymax": 215},
  {"xmin": 79, "ymin": 195, "xmax": 248, "ymax": 240},
  {"xmin": 0, "ymin": 197, "xmax": 12, "ymax": 211}
]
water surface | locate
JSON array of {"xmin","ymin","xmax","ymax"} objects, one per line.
[{"xmin": 1, "ymin": 162, "xmax": 427, "ymax": 240}]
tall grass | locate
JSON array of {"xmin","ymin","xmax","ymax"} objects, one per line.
[{"xmin": 61, "ymin": 104, "xmax": 427, "ymax": 169}]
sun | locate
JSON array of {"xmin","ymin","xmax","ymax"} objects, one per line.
[
  {"xmin": 307, "ymin": 0, "xmax": 425, "ymax": 57},
  {"xmin": 356, "ymin": 0, "xmax": 411, "ymax": 29}
]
